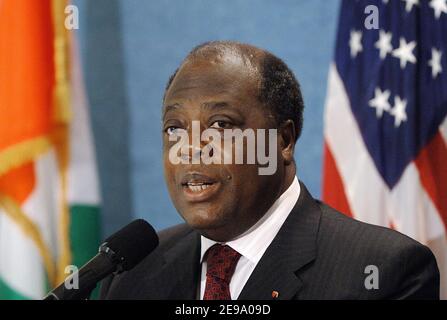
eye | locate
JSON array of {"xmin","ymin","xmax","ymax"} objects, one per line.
[
  {"xmin": 210, "ymin": 120, "xmax": 232, "ymax": 129},
  {"xmin": 165, "ymin": 126, "xmax": 185, "ymax": 136}
]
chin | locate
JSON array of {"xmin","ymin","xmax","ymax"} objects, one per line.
[{"xmin": 180, "ymin": 207, "xmax": 228, "ymax": 234}]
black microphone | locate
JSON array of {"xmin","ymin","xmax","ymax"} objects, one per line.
[{"xmin": 43, "ymin": 219, "xmax": 158, "ymax": 300}]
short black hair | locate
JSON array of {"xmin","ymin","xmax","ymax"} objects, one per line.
[{"xmin": 163, "ymin": 41, "xmax": 304, "ymax": 141}]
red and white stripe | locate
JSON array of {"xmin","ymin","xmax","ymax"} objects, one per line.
[{"xmin": 323, "ymin": 64, "xmax": 447, "ymax": 299}]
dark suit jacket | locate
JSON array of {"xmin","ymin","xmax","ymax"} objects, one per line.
[{"xmin": 100, "ymin": 182, "xmax": 440, "ymax": 299}]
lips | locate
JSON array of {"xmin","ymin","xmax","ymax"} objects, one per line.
[
  {"xmin": 180, "ymin": 173, "xmax": 220, "ymax": 202},
  {"xmin": 181, "ymin": 173, "xmax": 217, "ymax": 185}
]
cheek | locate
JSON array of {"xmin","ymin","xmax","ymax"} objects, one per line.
[
  {"xmin": 221, "ymin": 164, "xmax": 263, "ymax": 198},
  {"xmin": 224, "ymin": 163, "xmax": 281, "ymax": 206},
  {"xmin": 163, "ymin": 158, "xmax": 178, "ymax": 192}
]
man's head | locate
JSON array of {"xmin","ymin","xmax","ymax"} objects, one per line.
[{"xmin": 162, "ymin": 41, "xmax": 304, "ymax": 241}]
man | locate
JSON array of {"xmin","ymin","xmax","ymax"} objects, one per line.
[{"xmin": 100, "ymin": 41, "xmax": 439, "ymax": 299}]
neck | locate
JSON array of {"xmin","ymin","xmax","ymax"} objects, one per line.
[{"xmin": 281, "ymin": 162, "xmax": 296, "ymax": 194}]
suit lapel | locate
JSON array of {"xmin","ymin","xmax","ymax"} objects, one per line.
[
  {"xmin": 162, "ymin": 230, "xmax": 201, "ymax": 299},
  {"xmin": 129, "ymin": 229, "xmax": 201, "ymax": 299},
  {"xmin": 238, "ymin": 182, "xmax": 321, "ymax": 300}
]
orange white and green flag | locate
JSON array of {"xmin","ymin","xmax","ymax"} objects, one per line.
[{"xmin": 0, "ymin": 0, "xmax": 101, "ymax": 299}]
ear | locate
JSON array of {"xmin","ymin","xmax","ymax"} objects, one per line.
[{"xmin": 279, "ymin": 120, "xmax": 296, "ymax": 165}]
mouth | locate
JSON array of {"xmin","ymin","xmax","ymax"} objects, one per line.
[{"xmin": 180, "ymin": 173, "xmax": 221, "ymax": 202}]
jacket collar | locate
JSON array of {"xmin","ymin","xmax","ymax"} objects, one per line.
[
  {"xmin": 160, "ymin": 230, "xmax": 201, "ymax": 299},
  {"xmin": 126, "ymin": 229, "xmax": 201, "ymax": 300},
  {"xmin": 237, "ymin": 181, "xmax": 321, "ymax": 300}
]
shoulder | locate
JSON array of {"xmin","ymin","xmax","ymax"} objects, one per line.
[
  {"xmin": 308, "ymin": 201, "xmax": 439, "ymax": 299},
  {"xmin": 316, "ymin": 200, "xmax": 430, "ymax": 255}
]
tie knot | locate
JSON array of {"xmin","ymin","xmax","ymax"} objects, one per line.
[{"xmin": 205, "ymin": 244, "xmax": 241, "ymax": 282}]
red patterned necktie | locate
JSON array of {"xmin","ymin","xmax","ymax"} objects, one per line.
[{"xmin": 203, "ymin": 244, "xmax": 241, "ymax": 300}]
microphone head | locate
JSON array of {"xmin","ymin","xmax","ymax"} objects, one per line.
[{"xmin": 103, "ymin": 219, "xmax": 159, "ymax": 271}]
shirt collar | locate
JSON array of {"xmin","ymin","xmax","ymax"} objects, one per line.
[{"xmin": 200, "ymin": 176, "xmax": 301, "ymax": 264}]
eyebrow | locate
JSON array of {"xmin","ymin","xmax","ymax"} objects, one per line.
[
  {"xmin": 163, "ymin": 101, "xmax": 236, "ymax": 118},
  {"xmin": 163, "ymin": 103, "xmax": 181, "ymax": 116},
  {"xmin": 201, "ymin": 101, "xmax": 232, "ymax": 110}
]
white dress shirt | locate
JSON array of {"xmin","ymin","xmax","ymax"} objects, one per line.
[{"xmin": 199, "ymin": 176, "xmax": 301, "ymax": 300}]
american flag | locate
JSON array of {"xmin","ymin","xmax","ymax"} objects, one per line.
[{"xmin": 322, "ymin": 0, "xmax": 447, "ymax": 298}]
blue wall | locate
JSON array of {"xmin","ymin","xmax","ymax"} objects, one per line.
[{"xmin": 74, "ymin": 0, "xmax": 341, "ymax": 237}]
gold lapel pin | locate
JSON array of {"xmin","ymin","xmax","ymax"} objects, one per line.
[{"xmin": 271, "ymin": 290, "xmax": 279, "ymax": 299}]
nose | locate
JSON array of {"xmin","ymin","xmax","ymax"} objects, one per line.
[{"xmin": 180, "ymin": 144, "xmax": 202, "ymax": 162}]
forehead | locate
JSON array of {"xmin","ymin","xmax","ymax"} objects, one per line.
[{"xmin": 164, "ymin": 58, "xmax": 261, "ymax": 107}]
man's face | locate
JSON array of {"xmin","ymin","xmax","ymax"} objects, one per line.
[{"xmin": 162, "ymin": 58, "xmax": 285, "ymax": 241}]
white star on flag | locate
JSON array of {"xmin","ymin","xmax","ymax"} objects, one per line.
[
  {"xmin": 428, "ymin": 48, "xmax": 443, "ymax": 78},
  {"xmin": 402, "ymin": 0, "xmax": 419, "ymax": 12},
  {"xmin": 375, "ymin": 30, "xmax": 393, "ymax": 59},
  {"xmin": 369, "ymin": 88, "xmax": 391, "ymax": 118},
  {"xmin": 349, "ymin": 30, "xmax": 363, "ymax": 58},
  {"xmin": 390, "ymin": 96, "xmax": 408, "ymax": 127},
  {"xmin": 429, "ymin": 0, "xmax": 447, "ymax": 19},
  {"xmin": 392, "ymin": 38, "xmax": 417, "ymax": 69}
]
